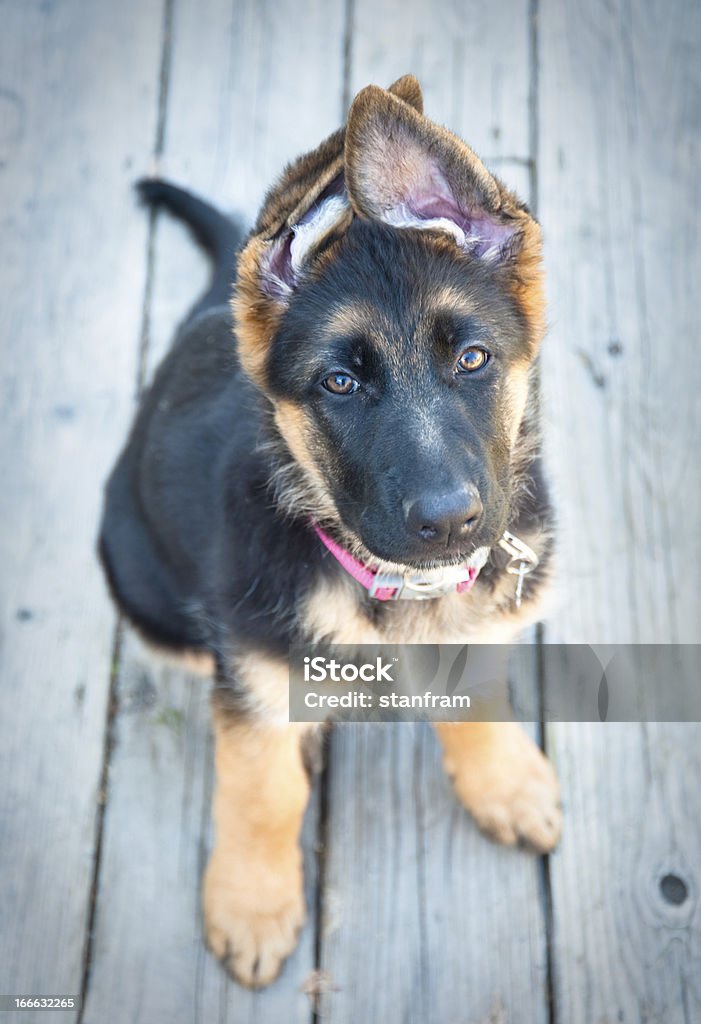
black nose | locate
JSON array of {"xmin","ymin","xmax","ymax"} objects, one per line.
[{"xmin": 405, "ymin": 488, "xmax": 483, "ymax": 545}]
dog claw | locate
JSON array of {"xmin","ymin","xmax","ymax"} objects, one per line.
[{"xmin": 203, "ymin": 857, "xmax": 306, "ymax": 988}]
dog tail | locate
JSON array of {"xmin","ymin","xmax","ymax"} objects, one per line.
[{"xmin": 136, "ymin": 178, "xmax": 245, "ymax": 314}]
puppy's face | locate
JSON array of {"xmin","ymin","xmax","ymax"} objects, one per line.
[{"xmin": 234, "ymin": 77, "xmax": 545, "ymax": 570}]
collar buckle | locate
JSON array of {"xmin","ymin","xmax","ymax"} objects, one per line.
[
  {"xmin": 368, "ymin": 571, "xmax": 405, "ymax": 600},
  {"xmin": 368, "ymin": 566, "xmax": 477, "ymax": 601}
]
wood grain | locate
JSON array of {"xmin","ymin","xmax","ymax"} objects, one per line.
[
  {"xmin": 0, "ymin": 0, "xmax": 163, "ymax": 1016},
  {"xmin": 538, "ymin": 0, "xmax": 701, "ymax": 645},
  {"xmin": 538, "ymin": 0, "xmax": 701, "ymax": 1019},
  {"xmin": 347, "ymin": 0, "xmax": 532, "ymax": 161}
]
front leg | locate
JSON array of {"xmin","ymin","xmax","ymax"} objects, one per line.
[
  {"xmin": 434, "ymin": 722, "xmax": 562, "ymax": 853},
  {"xmin": 203, "ymin": 676, "xmax": 312, "ymax": 987}
]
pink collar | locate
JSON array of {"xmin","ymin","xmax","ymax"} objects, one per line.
[{"xmin": 312, "ymin": 522, "xmax": 484, "ymax": 601}]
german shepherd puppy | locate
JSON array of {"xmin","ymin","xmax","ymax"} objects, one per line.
[{"xmin": 99, "ymin": 75, "xmax": 561, "ymax": 987}]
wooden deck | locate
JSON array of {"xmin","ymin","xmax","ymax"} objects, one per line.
[{"xmin": 1, "ymin": 0, "xmax": 700, "ymax": 1021}]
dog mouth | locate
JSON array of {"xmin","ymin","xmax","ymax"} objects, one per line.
[
  {"xmin": 312, "ymin": 518, "xmax": 494, "ymax": 599},
  {"xmin": 346, "ymin": 533, "xmax": 493, "ymax": 577},
  {"xmin": 312, "ymin": 496, "xmax": 506, "ymax": 575},
  {"xmin": 345, "ymin": 498, "xmax": 506, "ymax": 574}
]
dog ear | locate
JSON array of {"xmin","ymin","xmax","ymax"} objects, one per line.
[
  {"xmin": 255, "ymin": 75, "xmax": 424, "ymax": 298},
  {"xmin": 254, "ymin": 74, "xmax": 424, "ymax": 240},
  {"xmin": 345, "ymin": 85, "xmax": 523, "ymax": 262},
  {"xmin": 235, "ymin": 163, "xmax": 352, "ymax": 384},
  {"xmin": 258, "ymin": 181, "xmax": 350, "ymax": 300},
  {"xmin": 387, "ymin": 73, "xmax": 424, "ymax": 114}
]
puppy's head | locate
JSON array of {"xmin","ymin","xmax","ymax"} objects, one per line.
[{"xmin": 234, "ymin": 76, "xmax": 545, "ymax": 570}]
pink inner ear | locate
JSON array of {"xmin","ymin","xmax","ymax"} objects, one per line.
[
  {"xmin": 409, "ymin": 191, "xmax": 515, "ymax": 259},
  {"xmin": 263, "ymin": 233, "xmax": 295, "ymax": 296},
  {"xmin": 381, "ymin": 155, "xmax": 515, "ymax": 260},
  {"xmin": 260, "ymin": 177, "xmax": 349, "ymax": 300}
]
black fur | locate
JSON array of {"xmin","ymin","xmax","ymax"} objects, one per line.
[
  {"xmin": 100, "ymin": 184, "xmax": 338, "ymax": 672},
  {"xmin": 136, "ymin": 179, "xmax": 244, "ymax": 317}
]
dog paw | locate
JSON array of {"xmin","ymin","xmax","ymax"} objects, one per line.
[
  {"xmin": 203, "ymin": 852, "xmax": 305, "ymax": 987},
  {"xmin": 443, "ymin": 723, "xmax": 562, "ymax": 853}
]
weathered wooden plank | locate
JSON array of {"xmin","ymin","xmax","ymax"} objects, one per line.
[
  {"xmin": 319, "ymin": 5, "xmax": 550, "ymax": 1020},
  {"xmin": 348, "ymin": 0, "xmax": 532, "ymax": 162},
  {"xmin": 542, "ymin": 720, "xmax": 701, "ymax": 1023},
  {"xmin": 83, "ymin": 0, "xmax": 346, "ymax": 1019},
  {"xmin": 0, "ymin": 0, "xmax": 164, "ymax": 1017},
  {"xmin": 319, "ymin": 664, "xmax": 550, "ymax": 1023},
  {"xmin": 538, "ymin": 0, "xmax": 701, "ymax": 646},
  {"xmin": 538, "ymin": 0, "xmax": 701, "ymax": 1019}
]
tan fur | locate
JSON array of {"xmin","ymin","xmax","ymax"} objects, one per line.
[
  {"xmin": 271, "ymin": 400, "xmax": 339, "ymax": 521},
  {"xmin": 434, "ymin": 722, "xmax": 561, "ymax": 851},
  {"xmin": 506, "ymin": 217, "xmax": 547, "ymax": 353},
  {"xmin": 503, "ymin": 361, "xmax": 531, "ymax": 445},
  {"xmin": 320, "ymin": 300, "xmax": 390, "ymax": 341},
  {"xmin": 300, "ymin": 534, "xmax": 555, "ymax": 648},
  {"xmin": 273, "ymin": 402, "xmax": 320, "ymax": 481},
  {"xmin": 233, "ymin": 235, "xmax": 286, "ymax": 386},
  {"xmin": 132, "ymin": 630, "xmax": 216, "ymax": 677},
  {"xmin": 176, "ymin": 649, "xmax": 215, "ymax": 675},
  {"xmin": 228, "ymin": 651, "xmax": 292, "ymax": 724},
  {"xmin": 203, "ymin": 709, "xmax": 313, "ymax": 987},
  {"xmin": 430, "ymin": 283, "xmax": 483, "ymax": 312},
  {"xmin": 302, "ymin": 573, "xmax": 384, "ymax": 645}
]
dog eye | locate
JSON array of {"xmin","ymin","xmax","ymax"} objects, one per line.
[
  {"xmin": 456, "ymin": 347, "xmax": 489, "ymax": 373},
  {"xmin": 321, "ymin": 373, "xmax": 360, "ymax": 395}
]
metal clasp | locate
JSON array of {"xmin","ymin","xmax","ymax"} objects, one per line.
[{"xmin": 498, "ymin": 530, "xmax": 539, "ymax": 609}]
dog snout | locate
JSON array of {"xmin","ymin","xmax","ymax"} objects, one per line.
[{"xmin": 404, "ymin": 487, "xmax": 483, "ymax": 546}]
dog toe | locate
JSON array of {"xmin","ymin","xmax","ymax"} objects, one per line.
[
  {"xmin": 203, "ymin": 861, "xmax": 305, "ymax": 988},
  {"xmin": 443, "ymin": 723, "xmax": 562, "ymax": 854}
]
